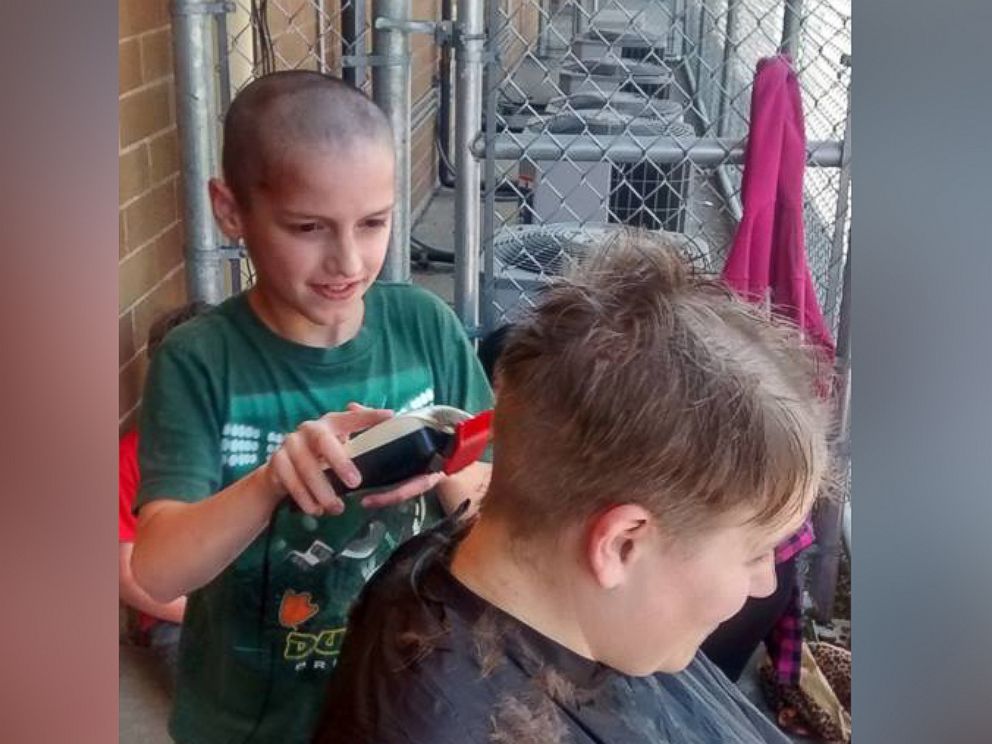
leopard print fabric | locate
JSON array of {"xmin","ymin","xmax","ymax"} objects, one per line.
[{"xmin": 759, "ymin": 642, "xmax": 852, "ymax": 744}]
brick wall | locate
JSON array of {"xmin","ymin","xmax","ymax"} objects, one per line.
[{"xmin": 119, "ymin": 0, "xmax": 186, "ymax": 433}]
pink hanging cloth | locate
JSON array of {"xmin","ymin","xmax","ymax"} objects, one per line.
[
  {"xmin": 722, "ymin": 54, "xmax": 835, "ymax": 358},
  {"xmin": 721, "ymin": 55, "xmax": 835, "ymax": 688}
]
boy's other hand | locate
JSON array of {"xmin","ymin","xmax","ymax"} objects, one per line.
[{"xmin": 265, "ymin": 404, "xmax": 394, "ymax": 516}]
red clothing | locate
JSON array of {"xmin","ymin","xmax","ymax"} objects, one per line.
[
  {"xmin": 119, "ymin": 430, "xmax": 140, "ymax": 542},
  {"xmin": 119, "ymin": 430, "xmax": 156, "ymax": 632}
]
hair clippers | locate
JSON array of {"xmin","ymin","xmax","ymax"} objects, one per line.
[{"xmin": 323, "ymin": 406, "xmax": 493, "ymax": 496}]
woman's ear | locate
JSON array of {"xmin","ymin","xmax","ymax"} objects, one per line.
[
  {"xmin": 208, "ymin": 178, "xmax": 244, "ymax": 242},
  {"xmin": 585, "ymin": 504, "xmax": 654, "ymax": 590}
]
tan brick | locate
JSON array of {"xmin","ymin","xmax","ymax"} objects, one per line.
[
  {"xmin": 124, "ymin": 179, "xmax": 177, "ymax": 250},
  {"xmin": 119, "ymin": 144, "xmax": 150, "ymax": 206},
  {"xmin": 412, "ymin": 0, "xmax": 437, "ymax": 18},
  {"xmin": 120, "ymin": 310, "xmax": 136, "ymax": 368},
  {"xmin": 141, "ymin": 28, "xmax": 173, "ymax": 82},
  {"xmin": 120, "ymin": 81, "xmax": 173, "ymax": 148},
  {"xmin": 119, "ymin": 0, "xmax": 169, "ymax": 40},
  {"xmin": 132, "ymin": 268, "xmax": 189, "ymax": 354},
  {"xmin": 412, "ymin": 70, "xmax": 434, "ymax": 99},
  {"xmin": 148, "ymin": 129, "xmax": 179, "ymax": 182},
  {"xmin": 119, "ymin": 38, "xmax": 142, "ymax": 94},
  {"xmin": 119, "ymin": 220, "xmax": 184, "ymax": 311},
  {"xmin": 120, "ymin": 212, "xmax": 128, "ymax": 258},
  {"xmin": 119, "ymin": 353, "xmax": 149, "ymax": 419}
]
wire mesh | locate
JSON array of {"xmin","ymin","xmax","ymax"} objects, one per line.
[{"xmin": 480, "ymin": 0, "xmax": 851, "ymax": 334}]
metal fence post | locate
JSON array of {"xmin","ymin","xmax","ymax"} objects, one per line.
[
  {"xmin": 810, "ymin": 236, "xmax": 852, "ymax": 622},
  {"xmin": 716, "ymin": 0, "xmax": 739, "ymax": 137},
  {"xmin": 536, "ymin": 0, "xmax": 550, "ymax": 59},
  {"xmin": 572, "ymin": 0, "xmax": 590, "ymax": 37},
  {"xmin": 172, "ymin": 0, "xmax": 227, "ymax": 304},
  {"xmin": 781, "ymin": 0, "xmax": 804, "ymax": 57},
  {"xmin": 693, "ymin": 0, "xmax": 708, "ymax": 87},
  {"xmin": 453, "ymin": 0, "xmax": 485, "ymax": 331},
  {"xmin": 373, "ymin": 0, "xmax": 412, "ymax": 283},
  {"xmin": 480, "ymin": 0, "xmax": 500, "ymax": 336},
  {"xmin": 826, "ymin": 56, "xmax": 852, "ymax": 327}
]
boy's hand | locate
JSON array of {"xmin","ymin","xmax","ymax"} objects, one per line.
[{"xmin": 264, "ymin": 403, "xmax": 442, "ymax": 517}]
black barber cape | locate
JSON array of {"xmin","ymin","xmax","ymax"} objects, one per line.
[{"xmin": 314, "ymin": 517, "xmax": 791, "ymax": 744}]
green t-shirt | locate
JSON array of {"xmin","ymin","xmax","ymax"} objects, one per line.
[{"xmin": 137, "ymin": 282, "xmax": 493, "ymax": 744}]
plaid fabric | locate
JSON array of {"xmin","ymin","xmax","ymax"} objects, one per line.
[
  {"xmin": 767, "ymin": 519, "xmax": 816, "ymax": 685},
  {"xmin": 766, "ymin": 579, "xmax": 805, "ymax": 685},
  {"xmin": 775, "ymin": 519, "xmax": 815, "ymax": 563}
]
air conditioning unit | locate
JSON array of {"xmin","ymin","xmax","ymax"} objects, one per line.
[
  {"xmin": 571, "ymin": 29, "xmax": 667, "ymax": 66},
  {"xmin": 559, "ymin": 59, "xmax": 674, "ymax": 99},
  {"xmin": 484, "ymin": 223, "xmax": 711, "ymax": 321},
  {"xmin": 519, "ymin": 105, "xmax": 696, "ymax": 232}
]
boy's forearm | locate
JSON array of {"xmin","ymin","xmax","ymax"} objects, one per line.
[
  {"xmin": 132, "ymin": 465, "xmax": 282, "ymax": 602},
  {"xmin": 436, "ymin": 462, "xmax": 491, "ymax": 516},
  {"xmin": 119, "ymin": 543, "xmax": 188, "ymax": 623}
]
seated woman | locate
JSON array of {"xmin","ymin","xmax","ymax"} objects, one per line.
[{"xmin": 314, "ymin": 233, "xmax": 830, "ymax": 744}]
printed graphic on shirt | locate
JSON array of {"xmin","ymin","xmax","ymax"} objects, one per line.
[
  {"xmin": 279, "ymin": 590, "xmax": 320, "ymax": 629},
  {"xmin": 255, "ymin": 387, "xmax": 441, "ymax": 674}
]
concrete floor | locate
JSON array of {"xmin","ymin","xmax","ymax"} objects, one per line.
[{"xmin": 119, "ymin": 643, "xmax": 175, "ymax": 744}]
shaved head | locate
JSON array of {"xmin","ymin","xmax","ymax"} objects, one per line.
[{"xmin": 222, "ymin": 71, "xmax": 393, "ymax": 206}]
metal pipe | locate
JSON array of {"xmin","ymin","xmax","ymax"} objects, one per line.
[
  {"xmin": 810, "ymin": 237, "xmax": 852, "ymax": 621},
  {"xmin": 716, "ymin": 0, "xmax": 739, "ymax": 137},
  {"xmin": 373, "ymin": 0, "xmax": 412, "ymax": 283},
  {"xmin": 172, "ymin": 0, "xmax": 226, "ymax": 304},
  {"xmin": 682, "ymin": 49, "xmax": 743, "ymax": 222},
  {"xmin": 536, "ymin": 0, "xmax": 549, "ymax": 59},
  {"xmin": 471, "ymin": 133, "xmax": 844, "ymax": 166},
  {"xmin": 214, "ymin": 5, "xmax": 239, "ymax": 294},
  {"xmin": 572, "ymin": 0, "xmax": 589, "ymax": 37},
  {"xmin": 316, "ymin": 0, "xmax": 327, "ymax": 73},
  {"xmin": 670, "ymin": 0, "xmax": 686, "ymax": 60},
  {"xmin": 826, "ymin": 62, "xmax": 852, "ymax": 327},
  {"xmin": 480, "ymin": 0, "xmax": 500, "ymax": 336},
  {"xmin": 454, "ymin": 0, "xmax": 485, "ymax": 330},
  {"xmin": 693, "ymin": 0, "xmax": 708, "ymax": 88},
  {"xmin": 438, "ymin": 0, "xmax": 456, "ymax": 188},
  {"xmin": 780, "ymin": 0, "xmax": 804, "ymax": 58}
]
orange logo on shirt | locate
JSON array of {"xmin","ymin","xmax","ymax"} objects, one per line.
[{"xmin": 278, "ymin": 590, "xmax": 319, "ymax": 629}]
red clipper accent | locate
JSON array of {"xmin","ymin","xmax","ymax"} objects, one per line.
[{"xmin": 443, "ymin": 409, "xmax": 493, "ymax": 475}]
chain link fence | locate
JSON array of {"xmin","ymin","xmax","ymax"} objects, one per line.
[{"xmin": 479, "ymin": 0, "xmax": 850, "ymax": 335}]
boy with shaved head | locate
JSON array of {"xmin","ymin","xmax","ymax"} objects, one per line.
[{"xmin": 130, "ymin": 71, "xmax": 492, "ymax": 744}]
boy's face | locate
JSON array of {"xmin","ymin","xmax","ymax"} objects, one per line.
[
  {"xmin": 583, "ymin": 497, "xmax": 812, "ymax": 676},
  {"xmin": 212, "ymin": 141, "xmax": 395, "ymax": 345}
]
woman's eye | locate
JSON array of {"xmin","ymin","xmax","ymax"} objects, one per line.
[
  {"xmin": 362, "ymin": 219, "xmax": 387, "ymax": 230},
  {"xmin": 294, "ymin": 222, "xmax": 320, "ymax": 233}
]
